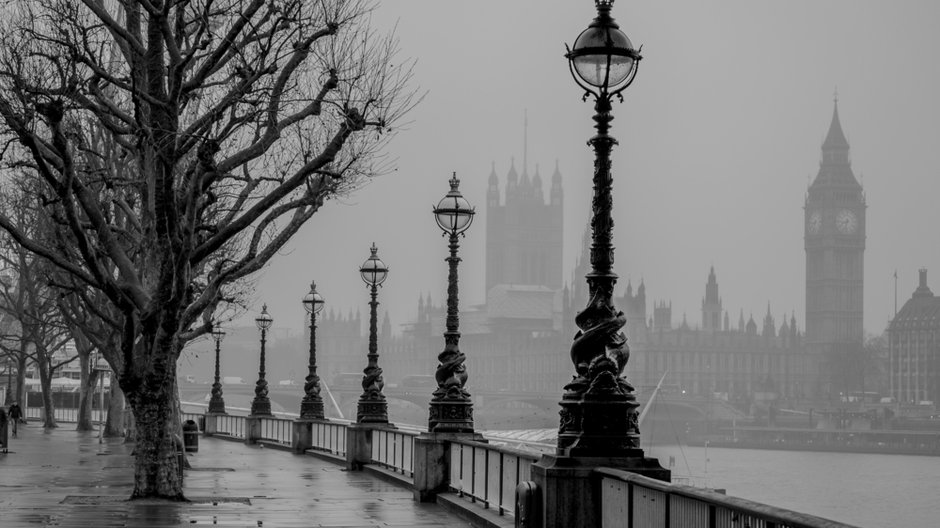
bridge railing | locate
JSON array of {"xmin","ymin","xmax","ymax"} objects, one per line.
[
  {"xmin": 371, "ymin": 427, "xmax": 419, "ymax": 477},
  {"xmin": 449, "ymin": 438, "xmax": 539, "ymax": 517},
  {"xmin": 309, "ymin": 420, "xmax": 348, "ymax": 457},
  {"xmin": 596, "ymin": 467, "xmax": 858, "ymax": 528},
  {"xmin": 259, "ymin": 417, "xmax": 293, "ymax": 446},
  {"xmin": 213, "ymin": 414, "xmax": 247, "ymax": 439}
]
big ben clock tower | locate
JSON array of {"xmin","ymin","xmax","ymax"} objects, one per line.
[{"xmin": 805, "ymin": 97, "xmax": 866, "ymax": 357}]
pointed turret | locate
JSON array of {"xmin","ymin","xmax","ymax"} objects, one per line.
[
  {"xmin": 506, "ymin": 157, "xmax": 519, "ymax": 200},
  {"xmin": 550, "ymin": 160, "xmax": 563, "ymax": 206},
  {"xmin": 746, "ymin": 314, "xmax": 758, "ymax": 335},
  {"xmin": 739, "ymin": 310, "xmax": 746, "ymax": 332},
  {"xmin": 487, "ymin": 161, "xmax": 500, "ymax": 207},
  {"xmin": 811, "ymin": 95, "xmax": 860, "ymax": 189},
  {"xmin": 532, "ymin": 163, "xmax": 544, "ymax": 203},
  {"xmin": 763, "ymin": 303, "xmax": 776, "ymax": 337}
]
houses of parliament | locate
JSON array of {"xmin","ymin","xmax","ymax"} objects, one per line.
[{"xmin": 316, "ymin": 100, "xmax": 869, "ymax": 403}]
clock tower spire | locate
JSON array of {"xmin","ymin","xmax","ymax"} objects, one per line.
[{"xmin": 804, "ymin": 96, "xmax": 866, "ymax": 376}]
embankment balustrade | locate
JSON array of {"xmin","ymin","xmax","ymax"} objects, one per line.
[{"xmin": 21, "ymin": 401, "xmax": 858, "ymax": 528}]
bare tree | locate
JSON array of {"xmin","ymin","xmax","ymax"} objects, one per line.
[
  {"xmin": 0, "ymin": 185, "xmax": 74, "ymax": 428},
  {"xmin": 0, "ymin": 0, "xmax": 416, "ymax": 499}
]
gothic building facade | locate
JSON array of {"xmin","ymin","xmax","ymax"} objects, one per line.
[{"xmin": 312, "ymin": 100, "xmax": 867, "ymax": 405}]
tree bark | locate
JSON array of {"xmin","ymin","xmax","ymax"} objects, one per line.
[
  {"xmin": 105, "ymin": 381, "xmax": 125, "ymax": 438},
  {"xmin": 127, "ymin": 381, "xmax": 184, "ymax": 500},
  {"xmin": 77, "ymin": 356, "xmax": 97, "ymax": 431}
]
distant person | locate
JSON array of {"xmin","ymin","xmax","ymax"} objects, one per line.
[{"xmin": 7, "ymin": 401, "xmax": 22, "ymax": 437}]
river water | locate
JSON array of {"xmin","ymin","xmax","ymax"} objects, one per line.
[{"xmin": 645, "ymin": 443, "xmax": 939, "ymax": 528}]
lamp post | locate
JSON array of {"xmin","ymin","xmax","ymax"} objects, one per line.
[
  {"xmin": 251, "ymin": 304, "xmax": 273, "ymax": 417},
  {"xmin": 5, "ymin": 357, "xmax": 12, "ymax": 404},
  {"xmin": 208, "ymin": 327, "xmax": 226, "ymax": 414},
  {"xmin": 92, "ymin": 352, "xmax": 110, "ymax": 444},
  {"xmin": 357, "ymin": 243, "xmax": 389, "ymax": 424},
  {"xmin": 558, "ymin": 0, "xmax": 643, "ymax": 457},
  {"xmin": 300, "ymin": 281, "xmax": 326, "ymax": 420},
  {"xmin": 428, "ymin": 173, "xmax": 475, "ymax": 433}
]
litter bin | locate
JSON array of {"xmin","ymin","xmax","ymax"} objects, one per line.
[{"xmin": 182, "ymin": 419, "xmax": 199, "ymax": 453}]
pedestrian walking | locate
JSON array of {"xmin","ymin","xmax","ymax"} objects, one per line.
[{"xmin": 8, "ymin": 401, "xmax": 22, "ymax": 437}]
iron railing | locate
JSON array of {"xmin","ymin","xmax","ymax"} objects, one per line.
[
  {"xmin": 213, "ymin": 414, "xmax": 247, "ymax": 439},
  {"xmin": 259, "ymin": 417, "xmax": 293, "ymax": 445},
  {"xmin": 371, "ymin": 428, "xmax": 419, "ymax": 477},
  {"xmin": 449, "ymin": 439, "xmax": 539, "ymax": 517},
  {"xmin": 596, "ymin": 467, "xmax": 860, "ymax": 528},
  {"xmin": 308, "ymin": 420, "xmax": 348, "ymax": 457}
]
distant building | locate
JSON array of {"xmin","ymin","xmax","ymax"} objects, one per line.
[
  {"xmin": 887, "ymin": 269, "xmax": 940, "ymax": 403},
  {"xmin": 804, "ymin": 97, "xmax": 866, "ymax": 376}
]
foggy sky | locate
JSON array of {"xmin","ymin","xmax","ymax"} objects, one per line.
[{"xmin": 228, "ymin": 1, "xmax": 940, "ymax": 342}]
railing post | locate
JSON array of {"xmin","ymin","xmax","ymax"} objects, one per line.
[
  {"xmin": 293, "ymin": 419, "xmax": 313, "ymax": 453},
  {"xmin": 204, "ymin": 413, "xmax": 218, "ymax": 436},
  {"xmin": 413, "ymin": 433, "xmax": 450, "ymax": 502},
  {"xmin": 345, "ymin": 423, "xmax": 374, "ymax": 471},
  {"xmin": 246, "ymin": 416, "xmax": 262, "ymax": 445}
]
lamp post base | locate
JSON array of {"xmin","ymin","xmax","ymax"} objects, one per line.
[
  {"xmin": 207, "ymin": 397, "xmax": 227, "ymax": 415},
  {"xmin": 357, "ymin": 399, "xmax": 388, "ymax": 424},
  {"xmin": 250, "ymin": 397, "xmax": 272, "ymax": 417},
  {"xmin": 299, "ymin": 398, "xmax": 325, "ymax": 421},
  {"xmin": 557, "ymin": 395, "xmax": 640, "ymax": 457},
  {"xmin": 428, "ymin": 400, "xmax": 474, "ymax": 434}
]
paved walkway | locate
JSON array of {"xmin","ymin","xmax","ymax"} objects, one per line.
[{"xmin": 0, "ymin": 423, "xmax": 472, "ymax": 527}]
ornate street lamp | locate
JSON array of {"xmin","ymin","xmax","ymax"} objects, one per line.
[
  {"xmin": 300, "ymin": 281, "xmax": 326, "ymax": 420},
  {"xmin": 559, "ymin": 0, "xmax": 643, "ymax": 457},
  {"xmin": 428, "ymin": 173, "xmax": 475, "ymax": 433},
  {"xmin": 208, "ymin": 327, "xmax": 227, "ymax": 414},
  {"xmin": 251, "ymin": 304, "xmax": 274, "ymax": 417},
  {"xmin": 92, "ymin": 351, "xmax": 110, "ymax": 444},
  {"xmin": 357, "ymin": 243, "xmax": 389, "ymax": 423},
  {"xmin": 5, "ymin": 357, "xmax": 12, "ymax": 403}
]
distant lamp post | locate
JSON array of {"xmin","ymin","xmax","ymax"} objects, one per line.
[
  {"xmin": 208, "ymin": 327, "xmax": 227, "ymax": 414},
  {"xmin": 428, "ymin": 173, "xmax": 476, "ymax": 433},
  {"xmin": 92, "ymin": 352, "xmax": 111, "ymax": 444},
  {"xmin": 5, "ymin": 357, "xmax": 12, "ymax": 403},
  {"xmin": 357, "ymin": 243, "xmax": 389, "ymax": 424},
  {"xmin": 300, "ymin": 281, "xmax": 326, "ymax": 420},
  {"xmin": 559, "ymin": 0, "xmax": 643, "ymax": 457},
  {"xmin": 251, "ymin": 304, "xmax": 274, "ymax": 417}
]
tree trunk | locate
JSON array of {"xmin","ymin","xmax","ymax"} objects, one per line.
[
  {"xmin": 37, "ymin": 354, "xmax": 57, "ymax": 429},
  {"xmin": 77, "ymin": 357, "xmax": 97, "ymax": 431},
  {"xmin": 105, "ymin": 381, "xmax": 125, "ymax": 438},
  {"xmin": 125, "ymin": 346, "xmax": 185, "ymax": 500}
]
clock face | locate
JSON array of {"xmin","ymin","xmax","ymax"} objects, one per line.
[
  {"xmin": 836, "ymin": 209, "xmax": 858, "ymax": 234},
  {"xmin": 808, "ymin": 211, "xmax": 822, "ymax": 235}
]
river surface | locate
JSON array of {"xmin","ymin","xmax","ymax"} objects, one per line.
[{"xmin": 645, "ymin": 443, "xmax": 939, "ymax": 528}]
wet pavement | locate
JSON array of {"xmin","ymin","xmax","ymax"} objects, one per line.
[{"xmin": 0, "ymin": 423, "xmax": 472, "ymax": 527}]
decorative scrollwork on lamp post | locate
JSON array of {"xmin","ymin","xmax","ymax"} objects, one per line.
[
  {"xmin": 428, "ymin": 173, "xmax": 476, "ymax": 433},
  {"xmin": 300, "ymin": 282, "xmax": 326, "ymax": 420},
  {"xmin": 559, "ymin": 0, "xmax": 644, "ymax": 457},
  {"xmin": 357, "ymin": 243, "xmax": 389, "ymax": 424},
  {"xmin": 208, "ymin": 327, "xmax": 227, "ymax": 414},
  {"xmin": 251, "ymin": 304, "xmax": 273, "ymax": 417}
]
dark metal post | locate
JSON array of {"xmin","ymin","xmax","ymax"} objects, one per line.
[
  {"xmin": 358, "ymin": 281, "xmax": 388, "ymax": 423},
  {"xmin": 208, "ymin": 331, "xmax": 226, "ymax": 414},
  {"xmin": 428, "ymin": 175, "xmax": 475, "ymax": 433},
  {"xmin": 251, "ymin": 306, "xmax": 273, "ymax": 417},
  {"xmin": 301, "ymin": 289, "xmax": 325, "ymax": 420},
  {"xmin": 556, "ymin": 0, "xmax": 645, "ymax": 458}
]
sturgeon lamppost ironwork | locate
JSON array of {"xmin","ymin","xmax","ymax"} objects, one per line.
[
  {"xmin": 357, "ymin": 244, "xmax": 389, "ymax": 424},
  {"xmin": 428, "ymin": 173, "xmax": 476, "ymax": 433},
  {"xmin": 559, "ymin": 0, "xmax": 644, "ymax": 457},
  {"xmin": 92, "ymin": 352, "xmax": 110, "ymax": 444},
  {"xmin": 251, "ymin": 304, "xmax": 273, "ymax": 416},
  {"xmin": 300, "ymin": 282, "xmax": 326, "ymax": 420},
  {"xmin": 208, "ymin": 327, "xmax": 226, "ymax": 414}
]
